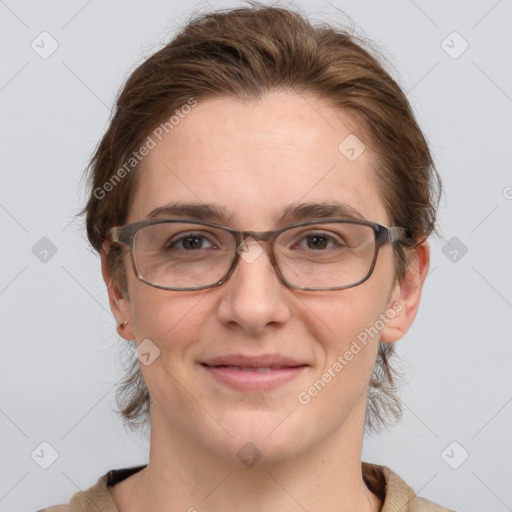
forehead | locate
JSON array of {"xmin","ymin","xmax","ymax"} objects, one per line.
[{"xmin": 127, "ymin": 91, "xmax": 390, "ymax": 228}]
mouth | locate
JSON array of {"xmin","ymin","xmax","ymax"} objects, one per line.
[
  {"xmin": 201, "ymin": 364, "xmax": 306, "ymax": 371},
  {"xmin": 200, "ymin": 363, "xmax": 309, "ymax": 391}
]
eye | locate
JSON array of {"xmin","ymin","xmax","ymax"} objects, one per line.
[
  {"xmin": 295, "ymin": 231, "xmax": 346, "ymax": 251},
  {"xmin": 166, "ymin": 232, "xmax": 218, "ymax": 251}
]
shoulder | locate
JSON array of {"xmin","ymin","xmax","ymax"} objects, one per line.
[
  {"xmin": 36, "ymin": 465, "xmax": 146, "ymax": 512},
  {"xmin": 36, "ymin": 507, "xmax": 69, "ymax": 512},
  {"xmin": 35, "ymin": 471, "xmax": 111, "ymax": 512},
  {"xmin": 362, "ymin": 461, "xmax": 456, "ymax": 512},
  {"xmin": 409, "ymin": 495, "xmax": 457, "ymax": 511}
]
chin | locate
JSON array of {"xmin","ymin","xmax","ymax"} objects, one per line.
[{"xmin": 203, "ymin": 410, "xmax": 314, "ymax": 466}]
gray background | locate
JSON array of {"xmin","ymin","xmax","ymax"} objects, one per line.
[{"xmin": 1, "ymin": 1, "xmax": 511, "ymax": 511}]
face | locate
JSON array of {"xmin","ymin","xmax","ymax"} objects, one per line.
[{"xmin": 104, "ymin": 90, "xmax": 427, "ymax": 466}]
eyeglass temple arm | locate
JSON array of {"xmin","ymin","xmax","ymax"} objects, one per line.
[
  {"xmin": 388, "ymin": 227, "xmax": 408, "ymax": 243},
  {"xmin": 108, "ymin": 227, "xmax": 130, "ymax": 245}
]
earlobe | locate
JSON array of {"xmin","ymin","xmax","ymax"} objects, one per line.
[
  {"xmin": 100, "ymin": 243, "xmax": 134, "ymax": 340},
  {"xmin": 379, "ymin": 240, "xmax": 430, "ymax": 343}
]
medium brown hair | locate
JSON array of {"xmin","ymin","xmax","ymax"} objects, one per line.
[{"xmin": 81, "ymin": 2, "xmax": 441, "ymax": 434}]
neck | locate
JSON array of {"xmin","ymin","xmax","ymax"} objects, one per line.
[{"xmin": 122, "ymin": 402, "xmax": 382, "ymax": 512}]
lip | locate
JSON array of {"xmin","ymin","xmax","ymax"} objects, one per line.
[
  {"xmin": 199, "ymin": 353, "xmax": 310, "ymax": 392},
  {"xmin": 200, "ymin": 353, "xmax": 308, "ymax": 368},
  {"xmin": 200, "ymin": 364, "xmax": 308, "ymax": 391}
]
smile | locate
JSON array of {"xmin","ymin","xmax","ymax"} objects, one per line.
[{"xmin": 200, "ymin": 363, "xmax": 308, "ymax": 391}]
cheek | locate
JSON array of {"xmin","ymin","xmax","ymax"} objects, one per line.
[
  {"xmin": 302, "ymin": 283, "xmax": 390, "ymax": 353},
  {"xmin": 128, "ymin": 285, "xmax": 208, "ymax": 400},
  {"xmin": 299, "ymin": 257, "xmax": 395, "ymax": 387},
  {"xmin": 308, "ymin": 243, "xmax": 395, "ymax": 329},
  {"xmin": 292, "ymin": 294, "xmax": 385, "ymax": 433},
  {"xmin": 128, "ymin": 280, "xmax": 206, "ymax": 351}
]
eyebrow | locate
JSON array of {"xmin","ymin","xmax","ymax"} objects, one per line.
[
  {"xmin": 278, "ymin": 201, "xmax": 366, "ymax": 224},
  {"xmin": 147, "ymin": 202, "xmax": 231, "ymax": 222},
  {"xmin": 146, "ymin": 200, "xmax": 366, "ymax": 226}
]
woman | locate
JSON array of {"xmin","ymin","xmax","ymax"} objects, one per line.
[{"xmin": 40, "ymin": 3, "xmax": 451, "ymax": 511}]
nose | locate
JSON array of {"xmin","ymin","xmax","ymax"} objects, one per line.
[{"xmin": 216, "ymin": 237, "xmax": 292, "ymax": 336}]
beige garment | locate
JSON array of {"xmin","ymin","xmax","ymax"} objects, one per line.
[{"xmin": 37, "ymin": 462, "xmax": 455, "ymax": 511}]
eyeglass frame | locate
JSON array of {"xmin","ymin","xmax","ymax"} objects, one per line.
[{"xmin": 107, "ymin": 218, "xmax": 410, "ymax": 292}]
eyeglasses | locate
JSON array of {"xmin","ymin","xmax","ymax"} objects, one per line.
[{"xmin": 108, "ymin": 218, "xmax": 408, "ymax": 291}]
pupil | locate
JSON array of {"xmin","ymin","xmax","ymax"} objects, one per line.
[
  {"xmin": 308, "ymin": 236, "xmax": 327, "ymax": 249},
  {"xmin": 183, "ymin": 236, "xmax": 202, "ymax": 249}
]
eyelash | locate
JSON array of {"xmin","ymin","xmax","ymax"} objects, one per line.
[{"xmin": 166, "ymin": 231, "xmax": 345, "ymax": 251}]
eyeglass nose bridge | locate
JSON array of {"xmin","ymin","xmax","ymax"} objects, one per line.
[
  {"xmin": 235, "ymin": 226, "xmax": 282, "ymax": 243},
  {"xmin": 219, "ymin": 229, "xmax": 287, "ymax": 288},
  {"xmin": 229, "ymin": 226, "xmax": 283, "ymax": 262}
]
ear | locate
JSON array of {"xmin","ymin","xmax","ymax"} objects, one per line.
[
  {"xmin": 101, "ymin": 242, "xmax": 135, "ymax": 340},
  {"xmin": 380, "ymin": 240, "xmax": 430, "ymax": 343}
]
